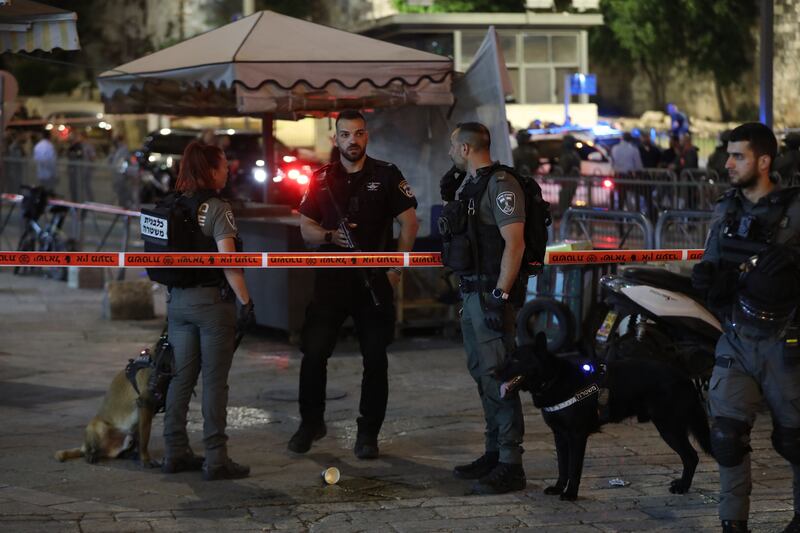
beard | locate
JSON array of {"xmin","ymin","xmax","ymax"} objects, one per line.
[
  {"xmin": 340, "ymin": 144, "xmax": 365, "ymax": 163},
  {"xmin": 731, "ymin": 172, "xmax": 759, "ymax": 190},
  {"xmin": 450, "ymin": 156, "xmax": 466, "ymax": 171}
]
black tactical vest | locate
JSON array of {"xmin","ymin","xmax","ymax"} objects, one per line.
[
  {"xmin": 718, "ymin": 187, "xmax": 800, "ymax": 268},
  {"xmin": 439, "ymin": 168, "xmax": 505, "ymax": 277}
]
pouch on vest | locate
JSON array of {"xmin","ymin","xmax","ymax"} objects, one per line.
[
  {"xmin": 140, "ymin": 192, "xmax": 223, "ymax": 288},
  {"xmin": 438, "ymin": 200, "xmax": 473, "ymax": 272}
]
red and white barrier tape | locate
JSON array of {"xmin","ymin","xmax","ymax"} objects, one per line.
[
  {"xmin": 0, "ymin": 250, "xmax": 705, "ymax": 268},
  {"xmin": 1, "ymin": 193, "xmax": 140, "ymax": 218}
]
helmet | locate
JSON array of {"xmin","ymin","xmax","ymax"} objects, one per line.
[{"xmin": 732, "ymin": 262, "xmax": 799, "ymax": 339}]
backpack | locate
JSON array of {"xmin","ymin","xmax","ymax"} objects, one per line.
[
  {"xmin": 495, "ymin": 164, "xmax": 552, "ymax": 276},
  {"xmin": 140, "ymin": 191, "xmax": 223, "ymax": 288}
]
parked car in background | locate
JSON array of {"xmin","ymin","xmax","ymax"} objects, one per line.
[
  {"xmin": 218, "ymin": 130, "xmax": 320, "ymax": 206},
  {"xmin": 127, "ymin": 128, "xmax": 198, "ymax": 204},
  {"xmin": 128, "ymin": 128, "xmax": 320, "ymax": 206},
  {"xmin": 525, "ymin": 130, "xmax": 615, "ymax": 177}
]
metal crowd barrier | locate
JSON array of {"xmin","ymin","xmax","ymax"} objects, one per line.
[
  {"xmin": 559, "ymin": 207, "xmax": 655, "ymax": 250},
  {"xmin": 654, "ymin": 210, "xmax": 714, "ymax": 250},
  {"xmin": 539, "ymin": 170, "xmax": 728, "ymax": 220}
]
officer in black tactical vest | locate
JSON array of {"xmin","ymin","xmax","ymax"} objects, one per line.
[
  {"xmin": 288, "ymin": 110, "xmax": 419, "ymax": 459},
  {"xmin": 159, "ymin": 141, "xmax": 253, "ymax": 481},
  {"xmin": 440, "ymin": 122, "xmax": 527, "ymax": 494},
  {"xmin": 692, "ymin": 123, "xmax": 800, "ymax": 533}
]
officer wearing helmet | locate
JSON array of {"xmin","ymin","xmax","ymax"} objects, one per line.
[{"xmin": 692, "ymin": 122, "xmax": 800, "ymax": 533}]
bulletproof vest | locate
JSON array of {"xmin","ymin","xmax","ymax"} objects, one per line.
[
  {"xmin": 438, "ymin": 169, "xmax": 504, "ymax": 277},
  {"xmin": 718, "ymin": 187, "xmax": 800, "ymax": 268},
  {"xmin": 141, "ymin": 191, "xmax": 238, "ymax": 288}
]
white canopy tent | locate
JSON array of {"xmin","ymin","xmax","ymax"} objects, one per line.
[
  {"xmin": 97, "ymin": 10, "xmax": 453, "ymax": 116},
  {"xmin": 0, "ymin": 0, "xmax": 80, "ymax": 54}
]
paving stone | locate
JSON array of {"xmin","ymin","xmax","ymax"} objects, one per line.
[
  {"xmin": 0, "ymin": 270, "xmax": 796, "ymax": 532},
  {"xmin": 0, "ymin": 486, "xmax": 79, "ymax": 506},
  {"xmin": 0, "ymin": 520, "xmax": 80, "ymax": 533},
  {"xmin": 52, "ymin": 500, "xmax": 137, "ymax": 513}
]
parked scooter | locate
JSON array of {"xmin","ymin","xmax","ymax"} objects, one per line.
[{"xmin": 594, "ymin": 266, "xmax": 721, "ymax": 395}]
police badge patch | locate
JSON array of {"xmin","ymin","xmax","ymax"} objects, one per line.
[
  {"xmin": 496, "ymin": 191, "xmax": 516, "ymax": 215},
  {"xmin": 225, "ymin": 210, "xmax": 237, "ymax": 231},
  {"xmin": 398, "ymin": 180, "xmax": 415, "ymax": 198}
]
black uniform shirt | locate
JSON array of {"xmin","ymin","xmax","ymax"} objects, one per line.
[{"xmin": 299, "ymin": 156, "xmax": 418, "ymax": 252}]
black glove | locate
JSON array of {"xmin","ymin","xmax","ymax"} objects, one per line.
[
  {"xmin": 691, "ymin": 261, "xmax": 715, "ymax": 291},
  {"xmin": 758, "ymin": 244, "xmax": 798, "ymax": 275},
  {"xmin": 484, "ymin": 293, "xmax": 507, "ymax": 332},
  {"xmin": 237, "ymin": 299, "xmax": 255, "ymax": 332},
  {"xmin": 440, "ymin": 165, "xmax": 465, "ymax": 202}
]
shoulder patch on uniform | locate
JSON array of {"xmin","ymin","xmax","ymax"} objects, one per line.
[
  {"xmin": 496, "ymin": 191, "xmax": 516, "ymax": 215},
  {"xmin": 398, "ymin": 180, "xmax": 415, "ymax": 198},
  {"xmin": 225, "ymin": 210, "xmax": 237, "ymax": 231},
  {"xmin": 198, "ymin": 202, "xmax": 210, "ymax": 227}
]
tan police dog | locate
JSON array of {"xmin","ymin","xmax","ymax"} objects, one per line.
[{"xmin": 54, "ymin": 344, "xmax": 168, "ymax": 468}]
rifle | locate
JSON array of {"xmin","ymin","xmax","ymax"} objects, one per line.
[{"xmin": 322, "ymin": 169, "xmax": 381, "ymax": 307}]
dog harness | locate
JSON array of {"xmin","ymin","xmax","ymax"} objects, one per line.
[
  {"xmin": 542, "ymin": 383, "xmax": 601, "ymax": 413},
  {"xmin": 124, "ymin": 351, "xmax": 154, "ymax": 396}
]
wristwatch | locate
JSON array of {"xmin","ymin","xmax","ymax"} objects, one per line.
[
  {"xmin": 491, "ymin": 288, "xmax": 510, "ymax": 300},
  {"xmin": 324, "ymin": 231, "xmax": 333, "ymax": 243}
]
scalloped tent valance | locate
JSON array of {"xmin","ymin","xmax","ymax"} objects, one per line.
[
  {"xmin": 0, "ymin": 0, "xmax": 80, "ymax": 53},
  {"xmin": 97, "ymin": 10, "xmax": 453, "ymax": 116}
]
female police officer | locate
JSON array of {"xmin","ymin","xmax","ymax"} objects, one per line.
[{"xmin": 160, "ymin": 141, "xmax": 253, "ymax": 481}]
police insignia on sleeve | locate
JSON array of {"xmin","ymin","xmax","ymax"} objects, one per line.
[
  {"xmin": 225, "ymin": 211, "xmax": 237, "ymax": 231},
  {"xmin": 198, "ymin": 203, "xmax": 209, "ymax": 227},
  {"xmin": 398, "ymin": 180, "xmax": 415, "ymax": 198},
  {"xmin": 496, "ymin": 191, "xmax": 516, "ymax": 215}
]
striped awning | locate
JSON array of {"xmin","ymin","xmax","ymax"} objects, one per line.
[{"xmin": 0, "ymin": 1, "xmax": 80, "ymax": 53}]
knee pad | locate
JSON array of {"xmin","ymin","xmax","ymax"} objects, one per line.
[
  {"xmin": 772, "ymin": 425, "xmax": 800, "ymax": 465},
  {"xmin": 710, "ymin": 417, "xmax": 752, "ymax": 467}
]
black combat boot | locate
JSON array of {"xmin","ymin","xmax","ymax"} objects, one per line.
[
  {"xmin": 287, "ymin": 420, "xmax": 327, "ymax": 454},
  {"xmin": 453, "ymin": 451, "xmax": 499, "ymax": 480},
  {"xmin": 783, "ymin": 512, "xmax": 800, "ymax": 533},
  {"xmin": 353, "ymin": 433, "xmax": 379, "ymax": 460},
  {"xmin": 161, "ymin": 451, "xmax": 204, "ymax": 474},
  {"xmin": 471, "ymin": 462, "xmax": 526, "ymax": 494},
  {"xmin": 202, "ymin": 458, "xmax": 250, "ymax": 481},
  {"xmin": 721, "ymin": 519, "xmax": 749, "ymax": 533}
]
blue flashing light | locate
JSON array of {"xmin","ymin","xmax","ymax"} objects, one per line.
[{"xmin": 581, "ymin": 363, "xmax": 594, "ymax": 374}]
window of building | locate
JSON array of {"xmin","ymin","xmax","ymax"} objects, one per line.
[
  {"xmin": 389, "ymin": 33, "xmax": 454, "ymax": 58},
  {"xmin": 459, "ymin": 30, "xmax": 582, "ymax": 104}
]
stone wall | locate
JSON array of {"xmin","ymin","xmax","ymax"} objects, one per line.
[{"xmin": 774, "ymin": 0, "xmax": 800, "ymax": 126}]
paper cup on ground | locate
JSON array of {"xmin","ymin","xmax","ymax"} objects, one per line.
[{"xmin": 321, "ymin": 467, "xmax": 340, "ymax": 485}]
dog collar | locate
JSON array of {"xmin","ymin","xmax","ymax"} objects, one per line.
[{"xmin": 541, "ymin": 383, "xmax": 600, "ymax": 413}]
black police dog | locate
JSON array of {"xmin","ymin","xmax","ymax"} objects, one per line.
[{"xmin": 496, "ymin": 333, "xmax": 713, "ymax": 501}]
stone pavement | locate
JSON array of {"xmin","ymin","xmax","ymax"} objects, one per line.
[{"xmin": 0, "ymin": 270, "xmax": 795, "ymax": 532}]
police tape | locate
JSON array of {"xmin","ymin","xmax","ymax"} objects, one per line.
[
  {"xmin": 1, "ymin": 193, "xmax": 141, "ymax": 218},
  {"xmin": 0, "ymin": 250, "xmax": 705, "ymax": 268}
]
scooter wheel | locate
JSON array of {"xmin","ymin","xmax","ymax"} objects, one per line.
[{"xmin": 516, "ymin": 298, "xmax": 575, "ymax": 353}]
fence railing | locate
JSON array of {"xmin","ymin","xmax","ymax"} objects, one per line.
[
  {"xmin": 559, "ymin": 208, "xmax": 655, "ymax": 250},
  {"xmin": 539, "ymin": 170, "xmax": 728, "ymax": 220}
]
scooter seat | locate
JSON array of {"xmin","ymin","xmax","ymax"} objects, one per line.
[{"xmin": 621, "ymin": 267, "xmax": 704, "ymax": 300}]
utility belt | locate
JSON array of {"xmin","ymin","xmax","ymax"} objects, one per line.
[
  {"xmin": 168, "ymin": 281, "xmax": 225, "ymax": 290},
  {"xmin": 168, "ymin": 281, "xmax": 234, "ymax": 301},
  {"xmin": 458, "ymin": 275, "xmax": 498, "ymax": 294}
]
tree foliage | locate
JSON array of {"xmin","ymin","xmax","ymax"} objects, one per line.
[
  {"xmin": 592, "ymin": 0, "xmax": 757, "ymax": 115},
  {"xmin": 392, "ymin": 0, "xmax": 525, "ymax": 13}
]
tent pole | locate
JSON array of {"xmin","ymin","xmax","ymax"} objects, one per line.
[{"xmin": 262, "ymin": 113, "xmax": 274, "ymax": 204}]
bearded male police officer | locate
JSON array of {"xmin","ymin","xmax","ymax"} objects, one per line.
[
  {"xmin": 288, "ymin": 110, "xmax": 419, "ymax": 459},
  {"xmin": 692, "ymin": 123, "xmax": 800, "ymax": 533},
  {"xmin": 440, "ymin": 122, "xmax": 526, "ymax": 494}
]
